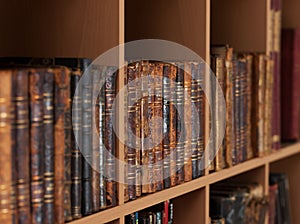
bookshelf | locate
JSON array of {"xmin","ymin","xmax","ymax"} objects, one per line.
[{"xmin": 1, "ymin": 0, "xmax": 299, "ymax": 223}]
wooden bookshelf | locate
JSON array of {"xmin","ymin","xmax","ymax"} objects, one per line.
[{"xmin": 1, "ymin": 0, "xmax": 300, "ymax": 223}]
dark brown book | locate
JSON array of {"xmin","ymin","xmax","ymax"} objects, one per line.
[
  {"xmin": 127, "ymin": 64, "xmax": 137, "ymax": 200},
  {"xmin": 153, "ymin": 63, "xmax": 163, "ymax": 191},
  {"xmin": 71, "ymin": 69, "xmax": 83, "ymax": 219},
  {"xmin": 81, "ymin": 67, "xmax": 93, "ymax": 215},
  {"xmin": 0, "ymin": 70, "xmax": 13, "ymax": 224},
  {"xmin": 268, "ymin": 184, "xmax": 278, "ymax": 224},
  {"xmin": 43, "ymin": 69, "xmax": 55, "ymax": 224},
  {"xmin": 169, "ymin": 64, "xmax": 177, "ymax": 186},
  {"xmin": 29, "ymin": 69, "xmax": 45, "ymax": 224},
  {"xmin": 183, "ymin": 62, "xmax": 192, "ymax": 181},
  {"xmin": 175, "ymin": 62, "xmax": 185, "ymax": 184},
  {"xmin": 13, "ymin": 69, "xmax": 31, "ymax": 224},
  {"xmin": 105, "ymin": 67, "xmax": 117, "ymax": 207},
  {"xmin": 162, "ymin": 64, "xmax": 171, "ymax": 188},
  {"xmin": 281, "ymin": 29, "xmax": 300, "ymax": 141},
  {"xmin": 54, "ymin": 67, "xmax": 70, "ymax": 224}
]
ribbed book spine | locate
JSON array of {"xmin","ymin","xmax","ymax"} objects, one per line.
[
  {"xmin": 71, "ymin": 69, "xmax": 82, "ymax": 219},
  {"xmin": 175, "ymin": 62, "xmax": 185, "ymax": 184},
  {"xmin": 81, "ymin": 68, "xmax": 93, "ymax": 215},
  {"xmin": 14, "ymin": 70, "xmax": 31, "ymax": 224},
  {"xmin": 162, "ymin": 64, "xmax": 171, "ymax": 188},
  {"xmin": 127, "ymin": 64, "xmax": 137, "ymax": 200},
  {"xmin": 54, "ymin": 68, "xmax": 69, "ymax": 224},
  {"xmin": 169, "ymin": 64, "xmax": 177, "ymax": 186},
  {"xmin": 43, "ymin": 69, "xmax": 55, "ymax": 224},
  {"xmin": 153, "ymin": 63, "xmax": 164, "ymax": 191},
  {"xmin": 92, "ymin": 68, "xmax": 100, "ymax": 213},
  {"xmin": 0, "ymin": 70, "xmax": 12, "ymax": 224},
  {"xmin": 105, "ymin": 67, "xmax": 117, "ymax": 207},
  {"xmin": 29, "ymin": 69, "xmax": 45, "ymax": 224}
]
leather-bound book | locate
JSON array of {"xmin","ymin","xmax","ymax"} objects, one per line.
[
  {"xmin": 268, "ymin": 184, "xmax": 278, "ymax": 224},
  {"xmin": 190, "ymin": 62, "xmax": 199, "ymax": 179},
  {"xmin": 162, "ymin": 64, "xmax": 171, "ymax": 188},
  {"xmin": 141, "ymin": 61, "xmax": 150, "ymax": 194},
  {"xmin": 54, "ymin": 67, "xmax": 70, "ymax": 224},
  {"xmin": 71, "ymin": 69, "xmax": 83, "ymax": 219},
  {"xmin": 29, "ymin": 68, "xmax": 45, "ymax": 224},
  {"xmin": 238, "ymin": 57, "xmax": 247, "ymax": 162},
  {"xmin": 153, "ymin": 62, "xmax": 163, "ymax": 191},
  {"xmin": 104, "ymin": 67, "xmax": 117, "ymax": 207},
  {"xmin": 127, "ymin": 64, "xmax": 137, "ymax": 200},
  {"xmin": 147, "ymin": 62, "xmax": 156, "ymax": 193},
  {"xmin": 183, "ymin": 62, "xmax": 192, "ymax": 181},
  {"xmin": 169, "ymin": 64, "xmax": 177, "ymax": 186},
  {"xmin": 63, "ymin": 71, "xmax": 72, "ymax": 221},
  {"xmin": 43, "ymin": 69, "xmax": 55, "ymax": 224},
  {"xmin": 0, "ymin": 70, "xmax": 13, "ymax": 224},
  {"xmin": 13, "ymin": 69, "xmax": 31, "ymax": 224},
  {"xmin": 81, "ymin": 66, "xmax": 93, "ymax": 215},
  {"xmin": 281, "ymin": 29, "xmax": 300, "ymax": 141},
  {"xmin": 92, "ymin": 68, "xmax": 100, "ymax": 213},
  {"xmin": 196, "ymin": 62, "xmax": 205, "ymax": 177},
  {"xmin": 175, "ymin": 62, "xmax": 185, "ymax": 184}
]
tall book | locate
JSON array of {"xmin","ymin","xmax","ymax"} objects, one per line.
[
  {"xmin": 71, "ymin": 69, "xmax": 83, "ymax": 219},
  {"xmin": 54, "ymin": 67, "xmax": 70, "ymax": 224},
  {"xmin": 13, "ymin": 69, "xmax": 31, "ymax": 224},
  {"xmin": 105, "ymin": 67, "xmax": 118, "ymax": 207},
  {"xmin": 29, "ymin": 69, "xmax": 45, "ymax": 224},
  {"xmin": 0, "ymin": 70, "xmax": 13, "ymax": 224},
  {"xmin": 281, "ymin": 29, "xmax": 300, "ymax": 141},
  {"xmin": 43, "ymin": 69, "xmax": 55, "ymax": 224}
]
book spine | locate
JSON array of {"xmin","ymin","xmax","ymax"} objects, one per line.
[
  {"xmin": 29, "ymin": 69, "xmax": 45, "ymax": 224},
  {"xmin": 147, "ymin": 62, "xmax": 156, "ymax": 193},
  {"xmin": 175, "ymin": 62, "xmax": 185, "ymax": 184},
  {"xmin": 141, "ymin": 61, "xmax": 150, "ymax": 194},
  {"xmin": 92, "ymin": 69, "xmax": 100, "ymax": 213},
  {"xmin": 191, "ymin": 63, "xmax": 199, "ymax": 179},
  {"xmin": 0, "ymin": 70, "xmax": 13, "ymax": 224},
  {"xmin": 153, "ymin": 63, "xmax": 164, "ymax": 191},
  {"xmin": 135, "ymin": 63, "xmax": 142, "ymax": 198},
  {"xmin": 127, "ymin": 64, "xmax": 137, "ymax": 200},
  {"xmin": 71, "ymin": 69, "xmax": 82, "ymax": 219},
  {"xmin": 63, "ymin": 69, "xmax": 72, "ymax": 221},
  {"xmin": 169, "ymin": 64, "xmax": 177, "ymax": 186},
  {"xmin": 225, "ymin": 48, "xmax": 234, "ymax": 167},
  {"xmin": 99, "ymin": 79, "xmax": 107, "ymax": 209},
  {"xmin": 196, "ymin": 62, "xmax": 205, "ymax": 177},
  {"xmin": 105, "ymin": 67, "xmax": 117, "ymax": 207},
  {"xmin": 81, "ymin": 68, "xmax": 93, "ymax": 215},
  {"xmin": 162, "ymin": 64, "xmax": 171, "ymax": 188},
  {"xmin": 258, "ymin": 56, "xmax": 266, "ymax": 157},
  {"xmin": 14, "ymin": 70, "xmax": 31, "ymax": 224},
  {"xmin": 209, "ymin": 57, "xmax": 216, "ymax": 171},
  {"xmin": 43, "ymin": 69, "xmax": 55, "ymax": 224},
  {"xmin": 54, "ymin": 68, "xmax": 69, "ymax": 224}
]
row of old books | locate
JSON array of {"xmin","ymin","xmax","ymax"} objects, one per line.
[
  {"xmin": 209, "ymin": 182, "xmax": 268, "ymax": 224},
  {"xmin": 0, "ymin": 58, "xmax": 119, "ymax": 224},
  {"xmin": 124, "ymin": 61, "xmax": 206, "ymax": 201},
  {"xmin": 268, "ymin": 173, "xmax": 292, "ymax": 224},
  {"xmin": 125, "ymin": 200, "xmax": 173, "ymax": 224},
  {"xmin": 210, "ymin": 46, "xmax": 275, "ymax": 171}
]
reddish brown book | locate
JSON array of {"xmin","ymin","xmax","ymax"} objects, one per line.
[
  {"xmin": 0, "ymin": 70, "xmax": 13, "ymax": 224},
  {"xmin": 281, "ymin": 29, "xmax": 300, "ymax": 141},
  {"xmin": 54, "ymin": 67, "xmax": 70, "ymax": 224}
]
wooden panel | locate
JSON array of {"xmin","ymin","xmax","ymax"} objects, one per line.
[
  {"xmin": 173, "ymin": 187, "xmax": 206, "ymax": 224},
  {"xmin": 0, "ymin": 0, "xmax": 119, "ymax": 59},
  {"xmin": 282, "ymin": 0, "xmax": 300, "ymax": 28},
  {"xmin": 125, "ymin": 0, "xmax": 207, "ymax": 59},
  {"xmin": 270, "ymin": 153, "xmax": 300, "ymax": 224},
  {"xmin": 211, "ymin": 0, "xmax": 267, "ymax": 52}
]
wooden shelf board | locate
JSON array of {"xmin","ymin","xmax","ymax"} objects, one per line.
[{"xmin": 70, "ymin": 142, "xmax": 300, "ymax": 223}]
